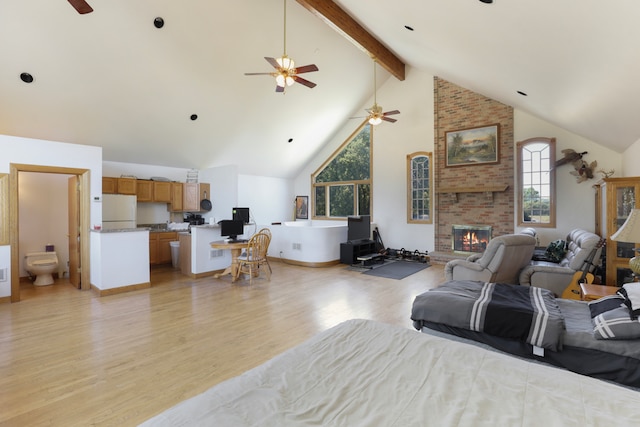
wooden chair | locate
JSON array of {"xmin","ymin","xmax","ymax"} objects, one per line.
[
  {"xmin": 237, "ymin": 231, "xmax": 271, "ymax": 284},
  {"xmin": 257, "ymin": 227, "xmax": 272, "ymax": 274}
]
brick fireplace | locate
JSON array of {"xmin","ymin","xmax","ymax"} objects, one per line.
[{"xmin": 431, "ymin": 78, "xmax": 515, "ymax": 264}]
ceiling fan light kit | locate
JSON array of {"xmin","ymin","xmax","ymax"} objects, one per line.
[{"xmin": 244, "ymin": 0, "xmax": 318, "ymax": 93}]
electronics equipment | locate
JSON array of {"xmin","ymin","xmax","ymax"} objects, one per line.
[
  {"xmin": 347, "ymin": 215, "xmax": 371, "ymax": 243},
  {"xmin": 232, "ymin": 207, "xmax": 250, "ymax": 224},
  {"xmin": 220, "ymin": 220, "xmax": 245, "ymax": 242}
]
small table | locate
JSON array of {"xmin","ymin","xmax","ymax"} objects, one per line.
[
  {"xmin": 210, "ymin": 240, "xmax": 248, "ymax": 282},
  {"xmin": 579, "ymin": 282, "xmax": 620, "ymax": 301}
]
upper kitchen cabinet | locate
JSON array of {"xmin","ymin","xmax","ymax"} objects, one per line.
[
  {"xmin": 136, "ymin": 180, "xmax": 153, "ymax": 202},
  {"xmin": 153, "ymin": 181, "xmax": 172, "ymax": 203},
  {"xmin": 102, "ymin": 177, "xmax": 117, "ymax": 194},
  {"xmin": 169, "ymin": 182, "xmax": 183, "ymax": 212},
  {"xmin": 182, "ymin": 183, "xmax": 210, "ymax": 212},
  {"xmin": 117, "ymin": 177, "xmax": 137, "ymax": 195}
]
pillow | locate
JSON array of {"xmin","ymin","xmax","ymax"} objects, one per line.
[
  {"xmin": 618, "ymin": 283, "xmax": 640, "ymax": 319},
  {"xmin": 588, "ymin": 294, "xmax": 625, "ymax": 318},
  {"xmin": 544, "ymin": 239, "xmax": 567, "ymax": 263},
  {"xmin": 592, "ymin": 306, "xmax": 640, "ymax": 340}
]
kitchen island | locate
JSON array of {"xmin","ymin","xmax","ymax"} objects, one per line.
[{"xmin": 89, "ymin": 228, "xmax": 150, "ymax": 296}]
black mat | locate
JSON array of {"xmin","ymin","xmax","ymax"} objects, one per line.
[{"xmin": 362, "ymin": 260, "xmax": 430, "ymax": 280}]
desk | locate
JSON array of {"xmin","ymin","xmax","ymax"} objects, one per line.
[
  {"xmin": 579, "ymin": 282, "xmax": 620, "ymax": 301},
  {"xmin": 210, "ymin": 240, "xmax": 247, "ymax": 282}
]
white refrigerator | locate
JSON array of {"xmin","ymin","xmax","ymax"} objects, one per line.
[{"xmin": 102, "ymin": 194, "xmax": 137, "ymax": 230}]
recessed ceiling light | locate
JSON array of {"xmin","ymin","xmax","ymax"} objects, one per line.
[
  {"xmin": 404, "ymin": 25, "xmax": 414, "ymax": 31},
  {"xmin": 190, "ymin": 114, "xmax": 198, "ymax": 120},
  {"xmin": 288, "ymin": 138, "xmax": 293, "ymax": 143},
  {"xmin": 154, "ymin": 17, "xmax": 164, "ymax": 28},
  {"xmin": 479, "ymin": 0, "xmax": 493, "ymax": 3},
  {"xmin": 20, "ymin": 72, "xmax": 34, "ymax": 83},
  {"xmin": 517, "ymin": 90, "xmax": 528, "ymax": 96}
]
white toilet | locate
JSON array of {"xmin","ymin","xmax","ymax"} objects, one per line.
[{"xmin": 25, "ymin": 252, "xmax": 59, "ymax": 286}]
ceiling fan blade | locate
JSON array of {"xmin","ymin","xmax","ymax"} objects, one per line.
[
  {"xmin": 244, "ymin": 72, "xmax": 276, "ymax": 76},
  {"xmin": 67, "ymin": 0, "xmax": 93, "ymax": 14},
  {"xmin": 381, "ymin": 116, "xmax": 397, "ymax": 123},
  {"xmin": 276, "ymin": 85, "xmax": 285, "ymax": 93},
  {"xmin": 294, "ymin": 64, "xmax": 319, "ymax": 74},
  {"xmin": 265, "ymin": 57, "xmax": 281, "ymax": 69},
  {"xmin": 383, "ymin": 110, "xmax": 400, "ymax": 116},
  {"xmin": 293, "ymin": 76, "xmax": 316, "ymax": 88}
]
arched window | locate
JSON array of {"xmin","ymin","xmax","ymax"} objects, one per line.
[
  {"xmin": 312, "ymin": 122, "xmax": 372, "ymax": 218},
  {"xmin": 517, "ymin": 137, "xmax": 556, "ymax": 227},
  {"xmin": 407, "ymin": 152, "xmax": 432, "ymax": 223}
]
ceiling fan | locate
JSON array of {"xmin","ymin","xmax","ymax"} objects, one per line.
[
  {"xmin": 365, "ymin": 61, "xmax": 400, "ymax": 125},
  {"xmin": 244, "ymin": 0, "xmax": 318, "ymax": 93},
  {"xmin": 68, "ymin": 0, "xmax": 93, "ymax": 14}
]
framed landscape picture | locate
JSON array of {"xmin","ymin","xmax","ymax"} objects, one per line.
[{"xmin": 445, "ymin": 124, "xmax": 500, "ymax": 167}]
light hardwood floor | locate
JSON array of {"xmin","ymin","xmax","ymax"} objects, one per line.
[{"xmin": 0, "ymin": 260, "xmax": 445, "ymax": 426}]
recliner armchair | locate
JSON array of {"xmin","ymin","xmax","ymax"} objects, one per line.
[
  {"xmin": 444, "ymin": 233, "xmax": 537, "ymax": 284},
  {"xmin": 519, "ymin": 228, "xmax": 603, "ymax": 296}
]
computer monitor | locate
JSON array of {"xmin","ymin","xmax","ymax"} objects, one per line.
[
  {"xmin": 220, "ymin": 220, "xmax": 244, "ymax": 241},
  {"xmin": 232, "ymin": 207, "xmax": 250, "ymax": 224}
]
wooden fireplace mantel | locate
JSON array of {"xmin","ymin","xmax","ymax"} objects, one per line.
[{"xmin": 436, "ymin": 185, "xmax": 509, "ymax": 202}]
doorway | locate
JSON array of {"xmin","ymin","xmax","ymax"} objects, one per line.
[{"xmin": 9, "ymin": 164, "xmax": 91, "ymax": 302}]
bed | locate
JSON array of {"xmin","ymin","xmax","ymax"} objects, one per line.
[
  {"xmin": 411, "ymin": 280, "xmax": 640, "ymax": 388},
  {"xmin": 139, "ymin": 319, "xmax": 640, "ymax": 426}
]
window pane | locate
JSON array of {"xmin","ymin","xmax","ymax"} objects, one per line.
[
  {"xmin": 316, "ymin": 125, "xmax": 370, "ymax": 183},
  {"xmin": 518, "ymin": 138, "xmax": 555, "ymax": 227},
  {"xmin": 408, "ymin": 153, "xmax": 432, "ymax": 223},
  {"xmin": 314, "ymin": 186, "xmax": 326, "ymax": 217},
  {"xmin": 329, "ymin": 185, "xmax": 354, "ymax": 217},
  {"xmin": 358, "ymin": 184, "xmax": 370, "ymax": 215}
]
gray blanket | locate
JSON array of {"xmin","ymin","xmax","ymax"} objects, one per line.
[{"xmin": 412, "ymin": 280, "xmax": 565, "ymax": 351}]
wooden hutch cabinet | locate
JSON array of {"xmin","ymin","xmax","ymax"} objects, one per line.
[{"xmin": 595, "ymin": 177, "xmax": 640, "ymax": 286}]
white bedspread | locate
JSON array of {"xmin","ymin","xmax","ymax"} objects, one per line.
[{"xmin": 140, "ymin": 319, "xmax": 640, "ymax": 426}]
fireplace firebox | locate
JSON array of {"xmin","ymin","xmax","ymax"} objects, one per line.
[{"xmin": 452, "ymin": 225, "xmax": 492, "ymax": 253}]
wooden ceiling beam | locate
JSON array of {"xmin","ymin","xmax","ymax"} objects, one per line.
[{"xmin": 295, "ymin": 0, "xmax": 405, "ymax": 81}]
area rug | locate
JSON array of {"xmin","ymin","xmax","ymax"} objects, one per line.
[{"xmin": 362, "ymin": 260, "xmax": 430, "ymax": 280}]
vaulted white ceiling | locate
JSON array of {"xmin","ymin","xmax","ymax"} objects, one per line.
[{"xmin": 2, "ymin": 0, "xmax": 639, "ymax": 178}]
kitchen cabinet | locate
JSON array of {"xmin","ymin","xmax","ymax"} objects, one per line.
[
  {"xmin": 149, "ymin": 231, "xmax": 178, "ymax": 265},
  {"xmin": 102, "ymin": 177, "xmax": 118, "ymax": 194},
  {"xmin": 595, "ymin": 177, "xmax": 640, "ymax": 286},
  {"xmin": 153, "ymin": 181, "xmax": 172, "ymax": 202},
  {"xmin": 183, "ymin": 183, "xmax": 200, "ymax": 211},
  {"xmin": 136, "ymin": 180, "xmax": 153, "ymax": 202},
  {"xmin": 169, "ymin": 182, "xmax": 183, "ymax": 211},
  {"xmin": 182, "ymin": 182, "xmax": 211, "ymax": 212},
  {"xmin": 179, "ymin": 233, "xmax": 192, "ymax": 275},
  {"xmin": 117, "ymin": 178, "xmax": 137, "ymax": 195}
]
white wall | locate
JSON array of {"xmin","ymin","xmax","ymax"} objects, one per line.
[
  {"xmin": 0, "ymin": 134, "xmax": 102, "ymax": 299},
  {"xmin": 238, "ymin": 174, "xmax": 292, "ymax": 226},
  {"xmin": 621, "ymin": 138, "xmax": 640, "ymax": 176},
  {"xmin": 514, "ymin": 110, "xmax": 622, "ymax": 245},
  {"xmin": 293, "ymin": 67, "xmax": 436, "ymax": 252}
]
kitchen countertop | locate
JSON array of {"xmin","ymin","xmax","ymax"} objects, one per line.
[{"xmin": 91, "ymin": 227, "xmax": 150, "ymax": 233}]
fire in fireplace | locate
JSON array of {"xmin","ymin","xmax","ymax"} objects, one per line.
[{"xmin": 452, "ymin": 225, "xmax": 492, "ymax": 253}]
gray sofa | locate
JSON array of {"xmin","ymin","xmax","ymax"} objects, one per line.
[
  {"xmin": 444, "ymin": 233, "xmax": 537, "ymax": 284},
  {"xmin": 519, "ymin": 228, "xmax": 603, "ymax": 296}
]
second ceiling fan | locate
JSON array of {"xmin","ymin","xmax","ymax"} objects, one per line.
[
  {"xmin": 244, "ymin": 0, "xmax": 319, "ymax": 93},
  {"xmin": 365, "ymin": 61, "xmax": 400, "ymax": 125}
]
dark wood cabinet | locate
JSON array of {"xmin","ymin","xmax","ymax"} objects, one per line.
[{"xmin": 340, "ymin": 240, "xmax": 376, "ymax": 265}]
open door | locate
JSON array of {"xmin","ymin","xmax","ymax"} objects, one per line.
[{"xmin": 68, "ymin": 176, "xmax": 81, "ymax": 288}]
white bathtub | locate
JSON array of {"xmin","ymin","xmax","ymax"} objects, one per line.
[{"xmin": 267, "ymin": 221, "xmax": 348, "ymax": 267}]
